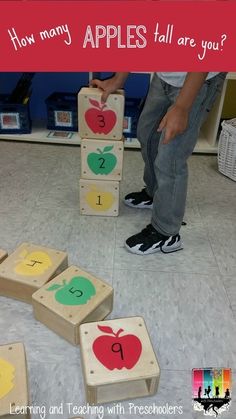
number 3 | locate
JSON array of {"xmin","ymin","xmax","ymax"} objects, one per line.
[{"xmin": 97, "ymin": 114, "xmax": 105, "ymax": 128}]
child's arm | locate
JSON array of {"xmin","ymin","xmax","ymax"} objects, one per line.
[
  {"xmin": 90, "ymin": 72, "xmax": 129, "ymax": 102},
  {"xmin": 159, "ymin": 72, "xmax": 208, "ymax": 144}
]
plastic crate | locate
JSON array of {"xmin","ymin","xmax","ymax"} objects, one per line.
[
  {"xmin": 0, "ymin": 94, "xmax": 31, "ymax": 134},
  {"xmin": 218, "ymin": 118, "xmax": 236, "ymax": 181},
  {"xmin": 123, "ymin": 98, "xmax": 143, "ymax": 139},
  {"xmin": 45, "ymin": 92, "xmax": 78, "ymax": 131}
]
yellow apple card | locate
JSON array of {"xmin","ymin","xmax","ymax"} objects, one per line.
[{"xmin": 0, "ymin": 242, "xmax": 68, "ymax": 303}]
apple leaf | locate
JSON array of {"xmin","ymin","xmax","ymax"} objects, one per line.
[
  {"xmin": 89, "ymin": 99, "xmax": 101, "ymax": 109},
  {"xmin": 47, "ymin": 284, "xmax": 62, "ymax": 291},
  {"xmin": 103, "ymin": 146, "xmax": 114, "ymax": 153},
  {"xmin": 97, "ymin": 325, "xmax": 114, "ymax": 335}
]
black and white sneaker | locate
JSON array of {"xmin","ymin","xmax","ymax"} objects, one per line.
[
  {"xmin": 124, "ymin": 188, "xmax": 153, "ymax": 209},
  {"xmin": 125, "ymin": 224, "xmax": 183, "ymax": 255}
]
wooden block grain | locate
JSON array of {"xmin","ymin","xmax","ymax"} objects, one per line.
[
  {"xmin": 78, "ymin": 87, "xmax": 125, "ymax": 140},
  {"xmin": 79, "ymin": 179, "xmax": 119, "ymax": 216},
  {"xmin": 81, "ymin": 138, "xmax": 124, "ymax": 181},
  {"xmin": 0, "ymin": 342, "xmax": 30, "ymax": 419},
  {"xmin": 0, "ymin": 249, "xmax": 8, "ymax": 264},
  {"xmin": 0, "ymin": 243, "xmax": 68, "ymax": 304},
  {"xmin": 79, "ymin": 317, "xmax": 160, "ymax": 404},
  {"xmin": 32, "ymin": 265, "xmax": 113, "ymax": 345}
]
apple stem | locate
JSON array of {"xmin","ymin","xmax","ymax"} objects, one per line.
[
  {"xmin": 97, "ymin": 148, "xmax": 103, "ymax": 154},
  {"xmin": 101, "ymin": 104, "xmax": 107, "ymax": 111},
  {"xmin": 115, "ymin": 328, "xmax": 124, "ymax": 338}
]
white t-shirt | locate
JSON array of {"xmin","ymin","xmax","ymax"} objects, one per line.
[{"xmin": 157, "ymin": 72, "xmax": 219, "ymax": 87}]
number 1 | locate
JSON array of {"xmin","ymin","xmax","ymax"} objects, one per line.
[{"xmin": 96, "ymin": 195, "xmax": 102, "ymax": 206}]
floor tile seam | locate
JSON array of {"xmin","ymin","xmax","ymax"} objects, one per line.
[
  {"xmin": 18, "ymin": 202, "xmax": 77, "ymax": 244},
  {"xmin": 195, "ymin": 204, "xmax": 222, "ymax": 276},
  {"xmin": 25, "ymin": 363, "xmax": 236, "ymax": 373},
  {"xmin": 31, "ymin": 160, "xmax": 60, "ymax": 206},
  {"xmin": 159, "ymin": 367, "xmax": 236, "ymax": 373},
  {"xmin": 110, "ymin": 218, "xmax": 119, "ymax": 288},
  {"xmin": 221, "ymin": 280, "xmax": 236, "ymax": 318},
  {"xmin": 27, "ymin": 359, "xmax": 81, "ymax": 365},
  {"xmin": 196, "ymin": 201, "xmax": 236, "ymax": 227},
  {"xmin": 112, "ymin": 267, "xmax": 220, "ymax": 277},
  {"xmin": 11, "ymin": 204, "xmax": 38, "ymax": 245},
  {"xmin": 33, "ymin": 203, "xmax": 80, "ymax": 211}
]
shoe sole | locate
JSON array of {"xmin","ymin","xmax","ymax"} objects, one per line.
[
  {"xmin": 124, "ymin": 199, "xmax": 153, "ymax": 209},
  {"xmin": 125, "ymin": 242, "xmax": 183, "ymax": 255}
]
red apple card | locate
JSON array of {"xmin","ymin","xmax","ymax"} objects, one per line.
[
  {"xmin": 92, "ymin": 324, "xmax": 143, "ymax": 370},
  {"xmin": 85, "ymin": 99, "xmax": 117, "ymax": 136},
  {"xmin": 78, "ymin": 87, "xmax": 125, "ymax": 140},
  {"xmin": 79, "ymin": 317, "xmax": 160, "ymax": 404}
]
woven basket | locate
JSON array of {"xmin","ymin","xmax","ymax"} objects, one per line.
[{"xmin": 218, "ymin": 118, "xmax": 236, "ymax": 181}]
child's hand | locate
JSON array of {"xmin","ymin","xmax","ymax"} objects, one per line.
[
  {"xmin": 158, "ymin": 104, "xmax": 189, "ymax": 144},
  {"xmin": 90, "ymin": 78, "xmax": 118, "ymax": 102},
  {"xmin": 90, "ymin": 72, "xmax": 129, "ymax": 102}
]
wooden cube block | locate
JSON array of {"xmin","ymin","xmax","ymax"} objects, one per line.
[
  {"xmin": 79, "ymin": 317, "xmax": 160, "ymax": 404},
  {"xmin": 80, "ymin": 179, "xmax": 119, "ymax": 217},
  {"xmin": 78, "ymin": 87, "xmax": 125, "ymax": 140},
  {"xmin": 81, "ymin": 138, "xmax": 124, "ymax": 181},
  {"xmin": 0, "ymin": 249, "xmax": 8, "ymax": 264},
  {"xmin": 32, "ymin": 265, "xmax": 113, "ymax": 345},
  {"xmin": 0, "ymin": 243, "xmax": 68, "ymax": 304},
  {"xmin": 0, "ymin": 342, "xmax": 30, "ymax": 419}
]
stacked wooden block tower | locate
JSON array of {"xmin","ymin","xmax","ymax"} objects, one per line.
[
  {"xmin": 78, "ymin": 87, "xmax": 125, "ymax": 216},
  {"xmin": 0, "ymin": 241, "xmax": 160, "ymax": 413}
]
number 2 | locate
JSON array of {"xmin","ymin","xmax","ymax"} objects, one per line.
[{"xmin": 99, "ymin": 157, "xmax": 105, "ymax": 169}]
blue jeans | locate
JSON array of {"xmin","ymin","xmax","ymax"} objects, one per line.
[{"xmin": 137, "ymin": 72, "xmax": 226, "ymax": 236}]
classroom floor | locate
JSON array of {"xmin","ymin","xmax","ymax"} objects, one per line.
[{"xmin": 0, "ymin": 140, "xmax": 235, "ymax": 419}]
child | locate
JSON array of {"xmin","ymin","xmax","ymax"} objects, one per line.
[{"xmin": 91, "ymin": 72, "xmax": 226, "ymax": 255}]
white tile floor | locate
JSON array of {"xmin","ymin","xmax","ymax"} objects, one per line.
[{"xmin": 0, "ymin": 140, "xmax": 236, "ymax": 419}]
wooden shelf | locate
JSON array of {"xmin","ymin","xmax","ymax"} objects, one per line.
[
  {"xmin": 0, "ymin": 121, "xmax": 81, "ymax": 146},
  {"xmin": 0, "ymin": 121, "xmax": 140, "ymax": 149},
  {"xmin": 1, "ymin": 73, "xmax": 235, "ymax": 153}
]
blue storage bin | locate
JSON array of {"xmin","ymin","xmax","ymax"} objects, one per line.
[
  {"xmin": 45, "ymin": 92, "xmax": 78, "ymax": 131},
  {"xmin": 0, "ymin": 94, "xmax": 31, "ymax": 134},
  {"xmin": 123, "ymin": 98, "xmax": 143, "ymax": 139}
]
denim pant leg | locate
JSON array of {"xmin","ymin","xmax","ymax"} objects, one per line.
[
  {"xmin": 151, "ymin": 73, "xmax": 226, "ymax": 236},
  {"xmin": 137, "ymin": 73, "xmax": 171, "ymax": 196}
]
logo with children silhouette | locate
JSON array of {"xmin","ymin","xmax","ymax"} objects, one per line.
[{"xmin": 192, "ymin": 368, "xmax": 232, "ymax": 417}]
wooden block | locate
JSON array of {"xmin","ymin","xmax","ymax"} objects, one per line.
[
  {"xmin": 81, "ymin": 138, "xmax": 124, "ymax": 181},
  {"xmin": 80, "ymin": 179, "xmax": 119, "ymax": 217},
  {"xmin": 32, "ymin": 265, "xmax": 113, "ymax": 345},
  {"xmin": 78, "ymin": 87, "xmax": 125, "ymax": 140},
  {"xmin": 0, "ymin": 243, "xmax": 68, "ymax": 304},
  {"xmin": 79, "ymin": 317, "xmax": 160, "ymax": 405},
  {"xmin": 0, "ymin": 342, "xmax": 30, "ymax": 419},
  {"xmin": 0, "ymin": 249, "xmax": 8, "ymax": 264}
]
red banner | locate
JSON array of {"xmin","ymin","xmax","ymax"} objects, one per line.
[{"xmin": 0, "ymin": 1, "xmax": 235, "ymax": 71}]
